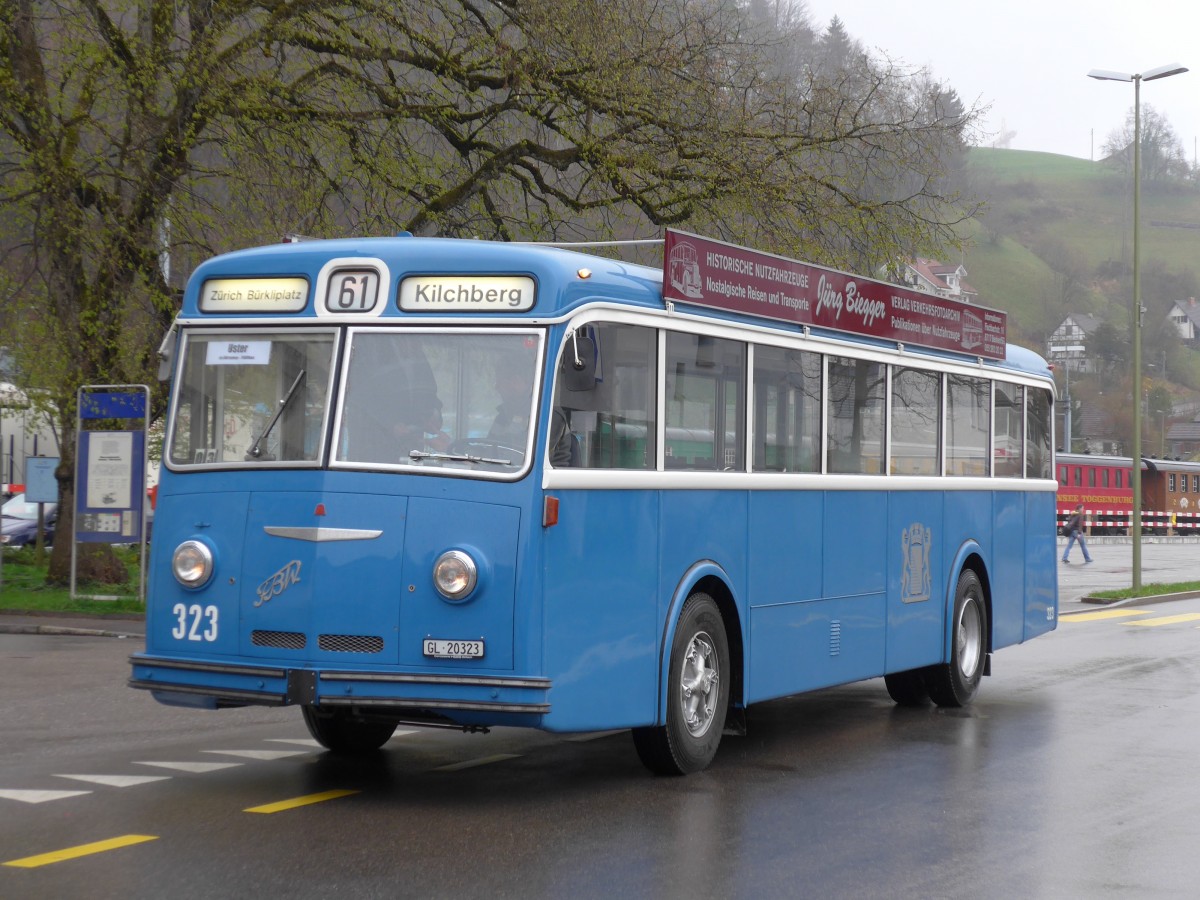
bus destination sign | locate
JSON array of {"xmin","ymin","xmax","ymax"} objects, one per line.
[
  {"xmin": 663, "ymin": 229, "xmax": 1006, "ymax": 361},
  {"xmin": 399, "ymin": 275, "xmax": 536, "ymax": 312},
  {"xmin": 200, "ymin": 277, "xmax": 309, "ymax": 313}
]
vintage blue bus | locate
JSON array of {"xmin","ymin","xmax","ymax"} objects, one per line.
[{"xmin": 129, "ymin": 231, "xmax": 1057, "ymax": 775}]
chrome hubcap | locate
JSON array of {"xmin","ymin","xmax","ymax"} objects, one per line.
[
  {"xmin": 956, "ymin": 596, "xmax": 983, "ymax": 678},
  {"xmin": 680, "ymin": 631, "xmax": 719, "ymax": 737}
]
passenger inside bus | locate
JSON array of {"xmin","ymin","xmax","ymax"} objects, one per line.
[
  {"xmin": 487, "ymin": 362, "xmax": 535, "ymax": 450},
  {"xmin": 395, "ymin": 388, "xmax": 451, "ymax": 455}
]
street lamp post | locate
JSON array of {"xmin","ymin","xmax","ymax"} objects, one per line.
[{"xmin": 1088, "ymin": 62, "xmax": 1188, "ymax": 590}]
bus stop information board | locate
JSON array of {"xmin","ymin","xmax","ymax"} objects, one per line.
[{"xmin": 663, "ymin": 229, "xmax": 1007, "ymax": 360}]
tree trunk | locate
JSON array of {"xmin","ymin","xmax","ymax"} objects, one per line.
[{"xmin": 46, "ymin": 436, "xmax": 127, "ymax": 588}]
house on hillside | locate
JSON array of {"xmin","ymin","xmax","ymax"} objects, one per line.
[
  {"xmin": 1074, "ymin": 403, "xmax": 1122, "ymax": 455},
  {"xmin": 1167, "ymin": 413, "xmax": 1200, "ymax": 458},
  {"xmin": 897, "ymin": 258, "xmax": 977, "ymax": 303},
  {"xmin": 1167, "ymin": 298, "xmax": 1200, "ymax": 342},
  {"xmin": 1046, "ymin": 313, "xmax": 1102, "ymax": 374}
]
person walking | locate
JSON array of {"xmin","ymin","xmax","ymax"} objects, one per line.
[{"xmin": 1062, "ymin": 502, "xmax": 1093, "ymax": 564}]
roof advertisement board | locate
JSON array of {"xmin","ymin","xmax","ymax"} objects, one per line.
[{"xmin": 663, "ymin": 229, "xmax": 1006, "ymax": 360}]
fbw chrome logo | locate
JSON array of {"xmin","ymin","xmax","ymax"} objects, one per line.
[{"xmin": 255, "ymin": 560, "xmax": 302, "ymax": 607}]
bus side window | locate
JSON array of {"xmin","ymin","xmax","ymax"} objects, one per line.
[
  {"xmin": 891, "ymin": 366, "xmax": 941, "ymax": 476},
  {"xmin": 946, "ymin": 374, "xmax": 990, "ymax": 477},
  {"xmin": 827, "ymin": 356, "xmax": 886, "ymax": 475},
  {"xmin": 753, "ymin": 345, "xmax": 820, "ymax": 473},
  {"xmin": 1025, "ymin": 387, "xmax": 1053, "ymax": 479},
  {"xmin": 993, "ymin": 382, "xmax": 1023, "ymax": 477},
  {"xmin": 551, "ymin": 322, "xmax": 656, "ymax": 469},
  {"xmin": 664, "ymin": 333, "xmax": 745, "ymax": 471}
]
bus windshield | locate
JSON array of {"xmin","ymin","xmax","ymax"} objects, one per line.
[
  {"xmin": 167, "ymin": 328, "xmax": 542, "ymax": 474},
  {"xmin": 335, "ymin": 329, "xmax": 541, "ymax": 473},
  {"xmin": 168, "ymin": 330, "xmax": 336, "ymax": 467}
]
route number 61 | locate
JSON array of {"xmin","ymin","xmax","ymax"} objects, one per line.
[{"xmin": 171, "ymin": 603, "xmax": 219, "ymax": 641}]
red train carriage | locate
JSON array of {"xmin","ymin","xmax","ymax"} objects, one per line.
[
  {"xmin": 1056, "ymin": 453, "xmax": 1200, "ymax": 533},
  {"xmin": 1145, "ymin": 458, "xmax": 1200, "ymax": 531},
  {"xmin": 1056, "ymin": 453, "xmax": 1134, "ymax": 534}
]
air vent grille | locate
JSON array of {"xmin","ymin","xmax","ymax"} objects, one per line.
[
  {"xmin": 318, "ymin": 634, "xmax": 384, "ymax": 654},
  {"xmin": 252, "ymin": 630, "xmax": 306, "ymax": 649}
]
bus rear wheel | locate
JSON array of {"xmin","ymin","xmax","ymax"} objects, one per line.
[
  {"xmin": 301, "ymin": 705, "xmax": 399, "ymax": 753},
  {"xmin": 632, "ymin": 592, "xmax": 730, "ymax": 776},
  {"xmin": 926, "ymin": 569, "xmax": 987, "ymax": 708},
  {"xmin": 884, "ymin": 669, "xmax": 930, "ymax": 706}
]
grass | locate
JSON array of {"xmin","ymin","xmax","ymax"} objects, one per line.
[
  {"xmin": 1087, "ymin": 580, "xmax": 1200, "ymax": 602},
  {"xmin": 958, "ymin": 147, "xmax": 1200, "ymax": 352},
  {"xmin": 0, "ymin": 548, "xmax": 146, "ymax": 615}
]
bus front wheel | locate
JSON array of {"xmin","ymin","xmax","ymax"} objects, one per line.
[
  {"xmin": 301, "ymin": 705, "xmax": 399, "ymax": 753},
  {"xmin": 926, "ymin": 569, "xmax": 987, "ymax": 708},
  {"xmin": 632, "ymin": 592, "xmax": 730, "ymax": 776}
]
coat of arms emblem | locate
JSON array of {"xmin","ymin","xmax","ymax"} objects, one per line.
[{"xmin": 901, "ymin": 523, "xmax": 931, "ymax": 603}]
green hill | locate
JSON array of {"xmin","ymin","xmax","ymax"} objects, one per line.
[{"xmin": 958, "ymin": 147, "xmax": 1200, "ymax": 363}]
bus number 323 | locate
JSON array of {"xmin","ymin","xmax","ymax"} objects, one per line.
[{"xmin": 171, "ymin": 603, "xmax": 219, "ymax": 641}]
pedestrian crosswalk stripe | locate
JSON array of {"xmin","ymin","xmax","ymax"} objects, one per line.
[
  {"xmin": 202, "ymin": 749, "xmax": 310, "ymax": 760},
  {"xmin": 4, "ymin": 834, "xmax": 157, "ymax": 868},
  {"xmin": 54, "ymin": 774, "xmax": 171, "ymax": 787},
  {"xmin": 134, "ymin": 761, "xmax": 242, "ymax": 773},
  {"xmin": 1124, "ymin": 612, "xmax": 1200, "ymax": 627},
  {"xmin": 0, "ymin": 789, "xmax": 92, "ymax": 804},
  {"xmin": 1063, "ymin": 609, "xmax": 1152, "ymax": 623}
]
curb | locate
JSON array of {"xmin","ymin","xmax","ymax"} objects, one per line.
[
  {"xmin": 1075, "ymin": 589, "xmax": 1200, "ymax": 609},
  {"xmin": 1059, "ymin": 590, "xmax": 1200, "ymax": 615},
  {"xmin": 0, "ymin": 621, "xmax": 142, "ymax": 638},
  {"xmin": 0, "ymin": 610, "xmax": 144, "ymax": 639}
]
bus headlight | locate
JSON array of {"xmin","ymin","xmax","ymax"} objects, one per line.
[
  {"xmin": 172, "ymin": 540, "xmax": 214, "ymax": 588},
  {"xmin": 433, "ymin": 550, "xmax": 477, "ymax": 600}
]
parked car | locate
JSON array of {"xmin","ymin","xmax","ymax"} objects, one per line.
[{"xmin": 0, "ymin": 492, "xmax": 57, "ymax": 547}]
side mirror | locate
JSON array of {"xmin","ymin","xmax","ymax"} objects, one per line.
[
  {"xmin": 156, "ymin": 322, "xmax": 178, "ymax": 382},
  {"xmin": 560, "ymin": 333, "xmax": 597, "ymax": 392}
]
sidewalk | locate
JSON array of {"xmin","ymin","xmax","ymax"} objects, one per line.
[
  {"xmin": 1057, "ymin": 537, "xmax": 1200, "ymax": 608},
  {"xmin": 0, "ymin": 611, "xmax": 145, "ymax": 638}
]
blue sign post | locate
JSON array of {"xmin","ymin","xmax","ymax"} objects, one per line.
[
  {"xmin": 72, "ymin": 385, "xmax": 151, "ymax": 603},
  {"xmin": 24, "ymin": 457, "xmax": 59, "ymax": 504}
]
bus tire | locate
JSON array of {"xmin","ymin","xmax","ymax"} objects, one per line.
[
  {"xmin": 884, "ymin": 669, "xmax": 930, "ymax": 706},
  {"xmin": 632, "ymin": 592, "xmax": 729, "ymax": 776},
  {"xmin": 301, "ymin": 705, "xmax": 399, "ymax": 753},
  {"xmin": 926, "ymin": 568, "xmax": 987, "ymax": 708}
]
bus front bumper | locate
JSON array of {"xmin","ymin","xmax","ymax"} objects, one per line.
[{"xmin": 128, "ymin": 653, "xmax": 552, "ymax": 717}]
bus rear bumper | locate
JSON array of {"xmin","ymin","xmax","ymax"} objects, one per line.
[{"xmin": 128, "ymin": 653, "xmax": 552, "ymax": 717}]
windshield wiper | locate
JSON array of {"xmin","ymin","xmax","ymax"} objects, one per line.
[
  {"xmin": 246, "ymin": 369, "xmax": 306, "ymax": 460},
  {"xmin": 408, "ymin": 450, "xmax": 514, "ymax": 466}
]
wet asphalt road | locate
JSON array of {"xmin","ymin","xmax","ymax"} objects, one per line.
[{"xmin": 3, "ymin": 542, "xmax": 1200, "ymax": 897}]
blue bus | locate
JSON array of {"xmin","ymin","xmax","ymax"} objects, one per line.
[{"xmin": 129, "ymin": 231, "xmax": 1058, "ymax": 775}]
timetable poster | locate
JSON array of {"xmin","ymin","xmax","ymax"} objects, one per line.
[{"xmin": 86, "ymin": 431, "xmax": 134, "ymax": 510}]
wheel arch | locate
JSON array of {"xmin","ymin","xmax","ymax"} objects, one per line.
[
  {"xmin": 944, "ymin": 542, "xmax": 993, "ymax": 663},
  {"xmin": 655, "ymin": 562, "xmax": 745, "ymax": 726}
]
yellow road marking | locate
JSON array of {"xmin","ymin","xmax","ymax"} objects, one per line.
[
  {"xmin": 4, "ymin": 834, "xmax": 157, "ymax": 868},
  {"xmin": 1063, "ymin": 609, "xmax": 1152, "ymax": 622},
  {"xmin": 244, "ymin": 789, "xmax": 359, "ymax": 814},
  {"xmin": 1125, "ymin": 613, "xmax": 1200, "ymax": 627}
]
